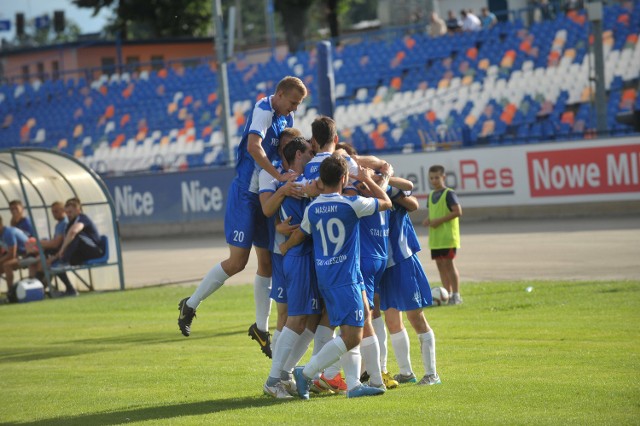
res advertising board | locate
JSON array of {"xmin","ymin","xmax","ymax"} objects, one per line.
[
  {"xmin": 102, "ymin": 137, "xmax": 639, "ymax": 226},
  {"xmin": 383, "ymin": 136, "xmax": 640, "ymax": 208}
]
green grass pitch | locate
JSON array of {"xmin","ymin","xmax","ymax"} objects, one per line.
[{"xmin": 1, "ymin": 280, "xmax": 638, "ymax": 425}]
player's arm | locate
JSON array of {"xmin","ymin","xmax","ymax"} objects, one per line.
[
  {"xmin": 39, "ymin": 234, "xmax": 64, "ymax": 251},
  {"xmin": 275, "ymin": 216, "xmax": 299, "ymax": 236},
  {"xmin": 279, "ymin": 228, "xmax": 306, "ymax": 256},
  {"xmin": 388, "ymin": 176, "xmax": 413, "ymax": 191},
  {"xmin": 358, "ymin": 167, "xmax": 392, "ymax": 211},
  {"xmin": 394, "ymin": 192, "xmax": 420, "ymax": 212},
  {"xmin": 354, "ymin": 155, "xmax": 394, "ymax": 176},
  {"xmin": 0, "ymin": 244, "xmax": 17, "ymax": 263},
  {"xmin": 247, "ymin": 133, "xmax": 286, "ymax": 181},
  {"xmin": 56, "ymin": 221, "xmax": 85, "ymax": 260},
  {"xmin": 259, "ymin": 180, "xmax": 303, "ymax": 217}
]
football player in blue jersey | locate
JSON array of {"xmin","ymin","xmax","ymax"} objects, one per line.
[
  {"xmin": 281, "ymin": 154, "xmax": 392, "ymax": 399},
  {"xmin": 379, "ymin": 187, "xmax": 442, "ymax": 386},
  {"xmin": 178, "ymin": 77, "xmax": 307, "ymax": 360},
  {"xmin": 263, "ymin": 137, "xmax": 322, "ymax": 399}
]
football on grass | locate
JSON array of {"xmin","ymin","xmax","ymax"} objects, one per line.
[{"xmin": 431, "ymin": 287, "xmax": 450, "ymax": 306}]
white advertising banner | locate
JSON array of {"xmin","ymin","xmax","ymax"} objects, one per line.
[{"xmin": 383, "ymin": 136, "xmax": 640, "ymax": 208}]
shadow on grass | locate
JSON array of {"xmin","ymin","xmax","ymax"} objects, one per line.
[
  {"xmin": 1, "ymin": 396, "xmax": 296, "ymax": 426},
  {"xmin": 0, "ymin": 328, "xmax": 245, "ymax": 364}
]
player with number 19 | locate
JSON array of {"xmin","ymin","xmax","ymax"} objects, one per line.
[{"xmin": 280, "ymin": 154, "xmax": 392, "ymax": 399}]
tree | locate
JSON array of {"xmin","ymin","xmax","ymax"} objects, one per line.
[
  {"xmin": 274, "ymin": 0, "xmax": 314, "ymax": 53},
  {"xmin": 73, "ymin": 0, "xmax": 213, "ymax": 39}
]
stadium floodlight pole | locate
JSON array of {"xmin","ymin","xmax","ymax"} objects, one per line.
[
  {"xmin": 317, "ymin": 40, "xmax": 335, "ymax": 118},
  {"xmin": 586, "ymin": 1, "xmax": 608, "ymax": 134},
  {"xmin": 213, "ymin": 0, "xmax": 234, "ymax": 166}
]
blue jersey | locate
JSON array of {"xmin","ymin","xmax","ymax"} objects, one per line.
[
  {"xmin": 258, "ymin": 161, "xmax": 286, "ymax": 255},
  {"xmin": 387, "ymin": 188, "xmax": 421, "ymax": 268},
  {"xmin": 0, "ymin": 226, "xmax": 28, "ymax": 254},
  {"xmin": 54, "ymin": 217, "xmax": 68, "ymax": 239},
  {"xmin": 15, "ymin": 217, "xmax": 34, "ymax": 237},
  {"xmin": 359, "ymin": 210, "xmax": 389, "ymax": 260},
  {"xmin": 278, "ymin": 175, "xmax": 312, "ymax": 257},
  {"xmin": 300, "ymin": 193, "xmax": 378, "ymax": 289},
  {"xmin": 303, "ymin": 152, "xmax": 360, "ymax": 190},
  {"xmin": 235, "ymin": 96, "xmax": 294, "ymax": 192}
]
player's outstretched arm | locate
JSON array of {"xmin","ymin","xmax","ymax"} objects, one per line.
[{"xmin": 388, "ymin": 176, "xmax": 413, "ymax": 191}]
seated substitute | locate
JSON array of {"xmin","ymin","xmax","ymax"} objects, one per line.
[
  {"xmin": 0, "ymin": 215, "xmax": 29, "ymax": 295},
  {"xmin": 50, "ymin": 198, "xmax": 104, "ymax": 266},
  {"xmin": 9, "ymin": 200, "xmax": 35, "ymax": 237}
]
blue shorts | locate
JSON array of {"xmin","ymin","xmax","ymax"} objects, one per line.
[
  {"xmin": 283, "ymin": 254, "xmax": 321, "ymax": 316},
  {"xmin": 224, "ymin": 179, "xmax": 269, "ymax": 249},
  {"xmin": 270, "ymin": 253, "xmax": 287, "ymax": 304},
  {"xmin": 360, "ymin": 257, "xmax": 386, "ymax": 307},
  {"xmin": 320, "ymin": 283, "xmax": 365, "ymax": 328},
  {"xmin": 379, "ymin": 254, "xmax": 432, "ymax": 311}
]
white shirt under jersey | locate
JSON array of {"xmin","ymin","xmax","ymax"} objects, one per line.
[{"xmin": 300, "ymin": 193, "xmax": 378, "ymax": 289}]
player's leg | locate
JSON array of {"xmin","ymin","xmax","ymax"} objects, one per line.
[
  {"xmin": 406, "ymin": 308, "xmax": 440, "ymax": 385},
  {"xmin": 434, "ymin": 256, "xmax": 451, "ymax": 293},
  {"xmin": 385, "ymin": 308, "xmax": 416, "ymax": 383},
  {"xmin": 360, "ymin": 289, "xmax": 383, "ymax": 388}
]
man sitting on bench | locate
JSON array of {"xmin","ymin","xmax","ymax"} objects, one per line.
[
  {"xmin": 0, "ymin": 215, "xmax": 29, "ymax": 295},
  {"xmin": 50, "ymin": 198, "xmax": 104, "ymax": 267}
]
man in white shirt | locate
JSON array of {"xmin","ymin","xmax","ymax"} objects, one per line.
[{"xmin": 461, "ymin": 9, "xmax": 482, "ymax": 32}]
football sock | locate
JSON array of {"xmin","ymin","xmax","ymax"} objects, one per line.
[
  {"xmin": 303, "ymin": 336, "xmax": 347, "ymax": 380},
  {"xmin": 254, "ymin": 275, "xmax": 272, "ymax": 332},
  {"xmin": 419, "ymin": 330, "xmax": 437, "ymax": 375},
  {"xmin": 390, "ymin": 328, "xmax": 412, "ymax": 375},
  {"xmin": 271, "ymin": 329, "xmax": 281, "ymax": 355},
  {"xmin": 269, "ymin": 327, "xmax": 298, "ymax": 380},
  {"xmin": 372, "ymin": 316, "xmax": 388, "ymax": 372},
  {"xmin": 323, "ymin": 360, "xmax": 341, "ymax": 380},
  {"xmin": 361, "ymin": 335, "xmax": 382, "ymax": 385},
  {"xmin": 187, "ymin": 263, "xmax": 228, "ymax": 309},
  {"xmin": 341, "ymin": 346, "xmax": 362, "ymax": 391},
  {"xmin": 312, "ymin": 325, "xmax": 335, "ymax": 355},
  {"xmin": 283, "ymin": 328, "xmax": 314, "ymax": 374}
]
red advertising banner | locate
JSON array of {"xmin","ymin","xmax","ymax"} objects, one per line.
[{"xmin": 528, "ymin": 144, "xmax": 640, "ymax": 197}]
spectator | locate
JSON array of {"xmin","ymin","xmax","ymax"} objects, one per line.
[
  {"xmin": 0, "ymin": 215, "xmax": 29, "ymax": 295},
  {"xmin": 429, "ymin": 11, "xmax": 448, "ymax": 37},
  {"xmin": 9, "ymin": 200, "xmax": 34, "ymax": 237},
  {"xmin": 445, "ymin": 10, "xmax": 462, "ymax": 33},
  {"xmin": 480, "ymin": 7, "xmax": 498, "ymax": 28},
  {"xmin": 461, "ymin": 9, "xmax": 482, "ymax": 32},
  {"xmin": 539, "ymin": 0, "xmax": 554, "ymax": 20},
  {"xmin": 28, "ymin": 201, "xmax": 77, "ymax": 296},
  {"xmin": 51, "ymin": 198, "xmax": 104, "ymax": 266}
]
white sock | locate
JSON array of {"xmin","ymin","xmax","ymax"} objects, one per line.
[
  {"xmin": 312, "ymin": 325, "xmax": 335, "ymax": 355},
  {"xmin": 303, "ymin": 336, "xmax": 347, "ymax": 380},
  {"xmin": 419, "ymin": 330, "xmax": 437, "ymax": 376},
  {"xmin": 341, "ymin": 346, "xmax": 362, "ymax": 391},
  {"xmin": 372, "ymin": 316, "xmax": 388, "ymax": 372},
  {"xmin": 390, "ymin": 328, "xmax": 412, "ymax": 375},
  {"xmin": 282, "ymin": 328, "xmax": 314, "ymax": 374},
  {"xmin": 271, "ymin": 329, "xmax": 281, "ymax": 355},
  {"xmin": 324, "ymin": 360, "xmax": 341, "ymax": 380},
  {"xmin": 269, "ymin": 327, "xmax": 298, "ymax": 379},
  {"xmin": 361, "ymin": 335, "xmax": 382, "ymax": 385},
  {"xmin": 254, "ymin": 275, "xmax": 272, "ymax": 331},
  {"xmin": 187, "ymin": 263, "xmax": 228, "ymax": 308}
]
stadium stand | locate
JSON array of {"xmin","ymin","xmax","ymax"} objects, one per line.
[{"xmin": 0, "ymin": 2, "xmax": 638, "ymax": 174}]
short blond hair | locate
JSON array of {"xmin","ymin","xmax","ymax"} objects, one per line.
[{"xmin": 276, "ymin": 76, "xmax": 307, "ymax": 97}]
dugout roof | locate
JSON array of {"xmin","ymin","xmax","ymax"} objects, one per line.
[{"xmin": 0, "ymin": 148, "xmax": 124, "ymax": 291}]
